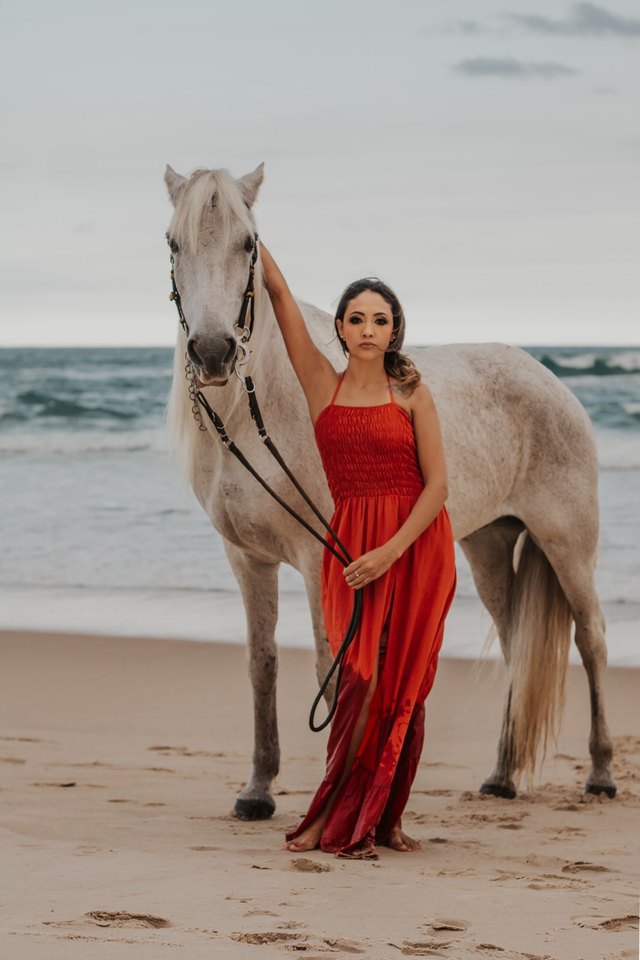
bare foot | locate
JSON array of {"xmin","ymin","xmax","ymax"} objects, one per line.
[
  {"xmin": 284, "ymin": 823, "xmax": 323, "ymax": 853},
  {"xmin": 381, "ymin": 826, "xmax": 421, "ymax": 852}
]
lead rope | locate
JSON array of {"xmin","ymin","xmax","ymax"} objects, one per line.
[{"xmin": 167, "ymin": 233, "xmax": 362, "ymax": 731}]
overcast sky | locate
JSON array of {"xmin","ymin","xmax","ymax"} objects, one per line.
[{"xmin": 1, "ymin": 0, "xmax": 638, "ymax": 346}]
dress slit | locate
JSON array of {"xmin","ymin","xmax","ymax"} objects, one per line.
[{"xmin": 382, "ymin": 575, "xmax": 396, "ymax": 635}]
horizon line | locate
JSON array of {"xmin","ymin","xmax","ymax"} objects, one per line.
[{"xmin": 0, "ymin": 342, "xmax": 639, "ymax": 350}]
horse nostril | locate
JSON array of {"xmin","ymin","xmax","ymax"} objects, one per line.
[
  {"xmin": 223, "ymin": 337, "xmax": 236, "ymax": 364},
  {"xmin": 187, "ymin": 338, "xmax": 204, "ymax": 369}
]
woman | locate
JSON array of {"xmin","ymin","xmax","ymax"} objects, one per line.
[{"xmin": 260, "ymin": 242, "xmax": 457, "ymax": 860}]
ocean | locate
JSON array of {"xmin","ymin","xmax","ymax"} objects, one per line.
[{"xmin": 1, "ymin": 345, "xmax": 638, "ymax": 664}]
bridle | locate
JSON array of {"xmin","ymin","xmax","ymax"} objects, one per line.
[
  {"xmin": 166, "ymin": 232, "xmax": 363, "ymax": 732},
  {"xmin": 170, "ymin": 230, "xmax": 258, "ymax": 366},
  {"xmin": 168, "ymin": 232, "xmax": 258, "ymax": 431}
]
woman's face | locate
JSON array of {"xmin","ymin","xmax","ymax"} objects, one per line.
[{"xmin": 337, "ymin": 290, "xmax": 394, "ymax": 359}]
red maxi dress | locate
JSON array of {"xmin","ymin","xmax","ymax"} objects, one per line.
[{"xmin": 285, "ymin": 371, "xmax": 457, "ymax": 857}]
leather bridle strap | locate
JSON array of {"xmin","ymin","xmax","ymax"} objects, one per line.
[
  {"xmin": 233, "ymin": 239, "xmax": 259, "ymax": 343},
  {"xmin": 195, "ymin": 385, "xmax": 363, "ymax": 733},
  {"xmin": 167, "ymin": 234, "xmax": 362, "ymax": 732}
]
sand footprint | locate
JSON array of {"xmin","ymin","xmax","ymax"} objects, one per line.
[
  {"xmin": 230, "ymin": 931, "xmax": 305, "ymax": 945},
  {"xmin": 321, "ymin": 937, "xmax": 366, "ymax": 954},
  {"xmin": 290, "ymin": 857, "xmax": 333, "ymax": 873},
  {"xmin": 600, "ymin": 915, "xmax": 638, "ymax": 932},
  {"xmin": 0, "ymin": 735, "xmax": 49, "ymax": 743},
  {"xmin": 573, "ymin": 914, "xmax": 638, "ymax": 932},
  {"xmin": 44, "ymin": 910, "xmax": 171, "ymax": 929},
  {"xmin": 392, "ymin": 917, "xmax": 472, "ymax": 956},
  {"xmin": 31, "ymin": 781, "xmax": 77, "ymax": 787},
  {"xmin": 147, "ymin": 744, "xmax": 225, "ymax": 758},
  {"xmin": 413, "ymin": 789, "xmax": 454, "ymax": 797},
  {"xmin": 427, "ymin": 918, "xmax": 471, "ymax": 933},
  {"xmin": 396, "ymin": 940, "xmax": 452, "ymax": 956},
  {"xmin": 84, "ymin": 911, "xmax": 170, "ymax": 929},
  {"xmin": 561, "ymin": 860, "xmax": 611, "ymax": 873}
]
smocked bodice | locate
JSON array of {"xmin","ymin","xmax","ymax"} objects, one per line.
[{"xmin": 314, "ymin": 400, "xmax": 425, "ymax": 504}]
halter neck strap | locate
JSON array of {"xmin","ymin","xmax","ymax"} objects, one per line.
[{"xmin": 329, "ymin": 372, "xmax": 345, "ymax": 406}]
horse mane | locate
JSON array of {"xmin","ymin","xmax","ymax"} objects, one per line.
[
  {"xmin": 165, "ymin": 168, "xmax": 266, "ymax": 484},
  {"xmin": 168, "ymin": 167, "xmax": 256, "ymax": 256},
  {"xmin": 166, "ymin": 326, "xmax": 199, "ymax": 484}
]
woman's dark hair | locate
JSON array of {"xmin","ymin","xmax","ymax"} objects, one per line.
[{"xmin": 333, "ymin": 277, "xmax": 421, "ymax": 394}]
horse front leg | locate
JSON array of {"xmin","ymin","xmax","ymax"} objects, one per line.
[
  {"xmin": 224, "ymin": 540, "xmax": 281, "ymax": 820},
  {"xmin": 301, "ymin": 559, "xmax": 334, "ymax": 704},
  {"xmin": 459, "ymin": 518, "xmax": 523, "ymax": 798}
]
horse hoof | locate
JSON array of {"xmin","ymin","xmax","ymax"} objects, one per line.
[
  {"xmin": 585, "ymin": 774, "xmax": 617, "ymax": 799},
  {"xmin": 479, "ymin": 779, "xmax": 517, "ymax": 799},
  {"xmin": 233, "ymin": 795, "xmax": 276, "ymax": 821}
]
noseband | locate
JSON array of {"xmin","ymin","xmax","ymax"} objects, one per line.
[{"xmin": 166, "ymin": 233, "xmax": 362, "ymax": 732}]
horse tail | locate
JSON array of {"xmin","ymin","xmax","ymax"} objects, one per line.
[{"xmin": 507, "ymin": 531, "xmax": 573, "ymax": 786}]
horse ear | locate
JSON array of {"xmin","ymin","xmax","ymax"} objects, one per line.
[
  {"xmin": 238, "ymin": 162, "xmax": 264, "ymax": 209},
  {"xmin": 165, "ymin": 165, "xmax": 187, "ymax": 206}
]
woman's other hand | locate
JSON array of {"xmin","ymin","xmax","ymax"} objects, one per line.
[{"xmin": 343, "ymin": 545, "xmax": 398, "ymax": 589}]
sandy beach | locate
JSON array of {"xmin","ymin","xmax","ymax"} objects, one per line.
[{"xmin": 1, "ymin": 629, "xmax": 638, "ymax": 959}]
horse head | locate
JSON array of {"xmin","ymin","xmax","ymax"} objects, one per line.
[{"xmin": 165, "ymin": 162, "xmax": 264, "ymax": 385}]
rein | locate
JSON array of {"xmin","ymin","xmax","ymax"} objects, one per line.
[{"xmin": 167, "ymin": 232, "xmax": 362, "ymax": 732}]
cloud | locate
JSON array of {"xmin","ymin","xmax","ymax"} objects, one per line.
[
  {"xmin": 440, "ymin": 4, "xmax": 640, "ymax": 38},
  {"xmin": 453, "ymin": 57, "xmax": 580, "ymax": 78},
  {"xmin": 507, "ymin": 3, "xmax": 640, "ymax": 37},
  {"xmin": 440, "ymin": 18, "xmax": 486, "ymax": 35}
]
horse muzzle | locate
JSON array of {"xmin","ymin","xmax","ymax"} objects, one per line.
[{"xmin": 187, "ymin": 333, "xmax": 237, "ymax": 384}]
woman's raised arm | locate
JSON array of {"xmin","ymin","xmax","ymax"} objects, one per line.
[{"xmin": 260, "ymin": 242, "xmax": 336, "ymax": 407}]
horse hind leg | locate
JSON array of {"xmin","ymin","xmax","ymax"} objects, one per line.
[
  {"xmin": 459, "ymin": 516, "xmax": 525, "ymax": 799},
  {"xmin": 224, "ymin": 540, "xmax": 281, "ymax": 820},
  {"xmin": 527, "ymin": 534, "xmax": 616, "ymax": 798}
]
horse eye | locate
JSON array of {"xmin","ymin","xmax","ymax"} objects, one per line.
[
  {"xmin": 244, "ymin": 235, "xmax": 254, "ymax": 253},
  {"xmin": 168, "ymin": 237, "xmax": 179, "ymax": 254}
]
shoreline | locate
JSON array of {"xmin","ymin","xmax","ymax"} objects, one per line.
[{"xmin": 2, "ymin": 588, "xmax": 639, "ymax": 665}]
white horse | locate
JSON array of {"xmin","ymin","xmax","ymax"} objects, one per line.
[{"xmin": 164, "ymin": 162, "xmax": 616, "ymax": 819}]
